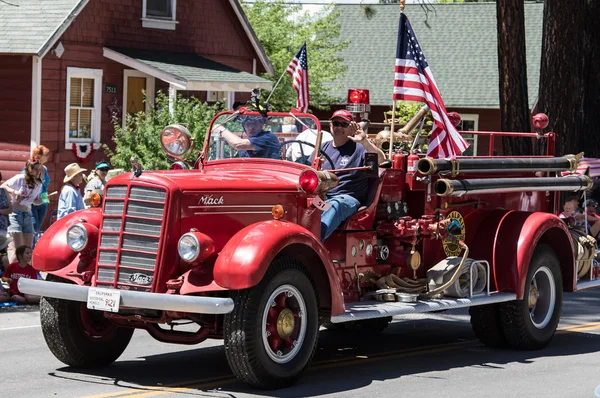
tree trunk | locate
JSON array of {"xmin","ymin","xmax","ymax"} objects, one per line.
[
  {"xmin": 538, "ymin": 0, "xmax": 600, "ymax": 157},
  {"xmin": 497, "ymin": 0, "xmax": 532, "ymax": 155}
]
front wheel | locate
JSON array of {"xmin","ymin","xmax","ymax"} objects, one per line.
[
  {"xmin": 40, "ymin": 295, "xmax": 134, "ymax": 367},
  {"xmin": 500, "ymin": 244, "xmax": 563, "ymax": 350},
  {"xmin": 224, "ymin": 257, "xmax": 319, "ymax": 389}
]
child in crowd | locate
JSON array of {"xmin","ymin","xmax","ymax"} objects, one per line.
[
  {"xmin": 1, "ymin": 245, "xmax": 40, "ymax": 304},
  {"xmin": 560, "ymin": 195, "xmax": 586, "ymax": 229}
]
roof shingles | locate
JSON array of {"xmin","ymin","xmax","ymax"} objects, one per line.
[{"xmin": 332, "ymin": 3, "xmax": 543, "ymax": 108}]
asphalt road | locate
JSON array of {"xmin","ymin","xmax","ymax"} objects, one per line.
[{"xmin": 2, "ymin": 289, "xmax": 600, "ymax": 398}]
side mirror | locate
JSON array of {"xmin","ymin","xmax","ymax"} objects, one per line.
[{"xmin": 364, "ymin": 152, "xmax": 379, "ymax": 178}]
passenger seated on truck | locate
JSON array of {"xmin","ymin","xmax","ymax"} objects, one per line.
[
  {"xmin": 584, "ymin": 199, "xmax": 600, "ymax": 238},
  {"xmin": 560, "ymin": 195, "xmax": 586, "ymax": 229},
  {"xmin": 212, "ymin": 116, "xmax": 280, "ymax": 160},
  {"xmin": 317, "ymin": 110, "xmax": 385, "ymax": 241}
]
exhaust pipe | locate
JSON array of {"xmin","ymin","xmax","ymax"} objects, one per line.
[
  {"xmin": 434, "ymin": 175, "xmax": 593, "ymax": 197},
  {"xmin": 418, "ymin": 154, "xmax": 579, "ymax": 176}
]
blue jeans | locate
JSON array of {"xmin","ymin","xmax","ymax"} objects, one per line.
[
  {"xmin": 320, "ymin": 195, "xmax": 361, "ymax": 241},
  {"xmin": 31, "ymin": 202, "xmax": 48, "ymax": 234}
]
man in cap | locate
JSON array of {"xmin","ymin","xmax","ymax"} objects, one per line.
[
  {"xmin": 57, "ymin": 163, "xmax": 86, "ymax": 220},
  {"xmin": 212, "ymin": 115, "xmax": 280, "ymax": 159},
  {"xmin": 318, "ymin": 109, "xmax": 385, "ymax": 240}
]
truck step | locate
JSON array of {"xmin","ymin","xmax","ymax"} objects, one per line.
[
  {"xmin": 575, "ymin": 278, "xmax": 600, "ymax": 291},
  {"xmin": 331, "ymin": 292, "xmax": 517, "ymax": 323}
]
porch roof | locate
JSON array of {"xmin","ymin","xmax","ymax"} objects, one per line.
[{"xmin": 104, "ymin": 47, "xmax": 272, "ymax": 92}]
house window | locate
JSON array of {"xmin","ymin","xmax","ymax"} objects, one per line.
[
  {"xmin": 142, "ymin": 0, "xmax": 178, "ymax": 30},
  {"xmin": 457, "ymin": 113, "xmax": 479, "ymax": 156},
  {"xmin": 65, "ymin": 67, "xmax": 102, "ymax": 147}
]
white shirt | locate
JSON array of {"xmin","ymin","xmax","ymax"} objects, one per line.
[
  {"xmin": 4, "ymin": 174, "xmax": 42, "ymax": 209},
  {"xmin": 286, "ymin": 129, "xmax": 333, "ymax": 162}
]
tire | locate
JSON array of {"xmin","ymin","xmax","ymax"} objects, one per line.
[
  {"xmin": 469, "ymin": 304, "xmax": 507, "ymax": 348},
  {"xmin": 40, "ymin": 280, "xmax": 134, "ymax": 367},
  {"xmin": 224, "ymin": 257, "xmax": 319, "ymax": 389},
  {"xmin": 500, "ymin": 244, "xmax": 563, "ymax": 350}
]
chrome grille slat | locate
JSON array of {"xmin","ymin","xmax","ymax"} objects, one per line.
[
  {"xmin": 102, "ymin": 218, "xmax": 122, "ymax": 232},
  {"xmin": 97, "ymin": 185, "xmax": 166, "ymax": 289},
  {"xmin": 120, "ymin": 252, "xmax": 156, "ymax": 270},
  {"xmin": 106, "ymin": 186, "xmax": 127, "ymax": 199},
  {"xmin": 122, "ymin": 235, "xmax": 159, "ymax": 253},
  {"xmin": 105, "ymin": 201, "xmax": 125, "ymax": 215},
  {"xmin": 126, "ymin": 202, "xmax": 164, "ymax": 219},
  {"xmin": 100, "ymin": 235, "xmax": 119, "ymax": 249},
  {"xmin": 124, "ymin": 218, "xmax": 162, "ymax": 236},
  {"xmin": 130, "ymin": 186, "xmax": 166, "ymax": 202}
]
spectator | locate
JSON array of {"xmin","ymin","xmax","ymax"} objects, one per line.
[
  {"xmin": 1, "ymin": 160, "xmax": 43, "ymax": 263},
  {"xmin": 1, "ymin": 245, "xmax": 39, "ymax": 304},
  {"xmin": 83, "ymin": 160, "xmax": 109, "ymax": 208},
  {"xmin": 585, "ymin": 199, "xmax": 600, "ymax": 238},
  {"xmin": 58, "ymin": 163, "xmax": 86, "ymax": 220},
  {"xmin": 281, "ymin": 117, "xmax": 298, "ymax": 134},
  {"xmin": 560, "ymin": 194, "xmax": 586, "ymax": 229},
  {"xmin": 29, "ymin": 145, "xmax": 51, "ymax": 240},
  {"xmin": 0, "ymin": 171, "xmax": 12, "ymax": 255}
]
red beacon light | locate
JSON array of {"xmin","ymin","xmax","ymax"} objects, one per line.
[
  {"xmin": 448, "ymin": 112, "xmax": 462, "ymax": 128},
  {"xmin": 532, "ymin": 113, "xmax": 549, "ymax": 130},
  {"xmin": 346, "ymin": 88, "xmax": 371, "ymax": 114},
  {"xmin": 298, "ymin": 169, "xmax": 339, "ymax": 195}
]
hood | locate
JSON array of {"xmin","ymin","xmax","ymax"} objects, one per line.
[{"xmin": 106, "ymin": 159, "xmax": 306, "ymax": 192}]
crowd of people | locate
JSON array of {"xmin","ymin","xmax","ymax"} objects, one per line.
[{"xmin": 0, "ymin": 145, "xmax": 111, "ymax": 305}]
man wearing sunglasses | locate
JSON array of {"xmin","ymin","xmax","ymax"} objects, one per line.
[{"xmin": 318, "ymin": 109, "xmax": 385, "ymax": 240}]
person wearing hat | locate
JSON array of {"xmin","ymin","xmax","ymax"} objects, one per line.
[
  {"xmin": 212, "ymin": 115, "xmax": 280, "ymax": 159},
  {"xmin": 83, "ymin": 160, "xmax": 110, "ymax": 208},
  {"xmin": 57, "ymin": 163, "xmax": 86, "ymax": 220},
  {"xmin": 317, "ymin": 109, "xmax": 385, "ymax": 241}
]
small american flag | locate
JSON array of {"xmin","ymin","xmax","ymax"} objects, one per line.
[
  {"xmin": 286, "ymin": 43, "xmax": 309, "ymax": 113},
  {"xmin": 393, "ymin": 14, "xmax": 468, "ymax": 158}
]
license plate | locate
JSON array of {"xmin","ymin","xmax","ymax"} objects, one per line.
[{"xmin": 87, "ymin": 287, "xmax": 121, "ymax": 313}]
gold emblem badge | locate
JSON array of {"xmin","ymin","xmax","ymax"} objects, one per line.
[{"xmin": 443, "ymin": 211, "xmax": 466, "ymax": 257}]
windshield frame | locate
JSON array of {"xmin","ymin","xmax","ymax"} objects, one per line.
[{"xmin": 203, "ymin": 110, "xmax": 324, "ymax": 165}]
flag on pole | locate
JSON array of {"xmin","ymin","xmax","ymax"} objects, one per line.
[
  {"xmin": 393, "ymin": 14, "xmax": 468, "ymax": 158},
  {"xmin": 286, "ymin": 43, "xmax": 310, "ymax": 113}
]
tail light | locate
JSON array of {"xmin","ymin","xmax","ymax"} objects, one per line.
[{"xmin": 299, "ymin": 169, "xmax": 339, "ymax": 194}]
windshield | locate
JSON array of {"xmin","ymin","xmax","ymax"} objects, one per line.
[{"xmin": 207, "ymin": 112, "xmax": 326, "ymax": 166}]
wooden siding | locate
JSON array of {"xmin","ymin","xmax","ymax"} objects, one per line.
[{"xmin": 0, "ymin": 55, "xmax": 32, "ymax": 144}]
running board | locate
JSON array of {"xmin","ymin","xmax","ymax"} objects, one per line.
[
  {"xmin": 331, "ymin": 292, "xmax": 517, "ymax": 323},
  {"xmin": 575, "ymin": 278, "xmax": 600, "ymax": 291}
]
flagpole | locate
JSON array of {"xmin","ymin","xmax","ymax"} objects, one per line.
[
  {"xmin": 265, "ymin": 69, "xmax": 288, "ymax": 105},
  {"xmin": 387, "ymin": 0, "xmax": 406, "ymax": 159}
]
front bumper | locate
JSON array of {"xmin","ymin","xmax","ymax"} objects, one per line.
[{"xmin": 19, "ymin": 278, "xmax": 234, "ymax": 314}]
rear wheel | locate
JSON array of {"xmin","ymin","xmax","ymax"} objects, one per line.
[
  {"xmin": 224, "ymin": 257, "xmax": 319, "ymax": 389},
  {"xmin": 40, "ymin": 290, "xmax": 133, "ymax": 367},
  {"xmin": 500, "ymin": 244, "xmax": 562, "ymax": 349}
]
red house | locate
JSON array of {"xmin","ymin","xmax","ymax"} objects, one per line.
[{"xmin": 0, "ymin": 0, "xmax": 273, "ymax": 224}]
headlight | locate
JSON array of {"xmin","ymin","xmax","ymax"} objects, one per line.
[
  {"xmin": 67, "ymin": 224, "xmax": 88, "ymax": 252},
  {"xmin": 178, "ymin": 233, "xmax": 200, "ymax": 262}
]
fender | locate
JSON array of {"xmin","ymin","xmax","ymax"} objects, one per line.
[
  {"xmin": 33, "ymin": 208, "xmax": 102, "ymax": 284},
  {"xmin": 214, "ymin": 220, "xmax": 344, "ymax": 315},
  {"xmin": 493, "ymin": 211, "xmax": 574, "ymax": 299}
]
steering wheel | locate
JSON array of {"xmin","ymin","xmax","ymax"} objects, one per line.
[{"xmin": 279, "ymin": 140, "xmax": 335, "ymax": 168}]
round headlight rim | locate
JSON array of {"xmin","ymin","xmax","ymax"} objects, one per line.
[
  {"xmin": 66, "ymin": 224, "xmax": 88, "ymax": 252},
  {"xmin": 178, "ymin": 233, "xmax": 201, "ymax": 263},
  {"xmin": 160, "ymin": 124, "xmax": 193, "ymax": 158}
]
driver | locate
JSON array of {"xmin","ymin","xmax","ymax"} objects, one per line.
[
  {"xmin": 317, "ymin": 109, "xmax": 385, "ymax": 241},
  {"xmin": 213, "ymin": 116, "xmax": 280, "ymax": 159}
]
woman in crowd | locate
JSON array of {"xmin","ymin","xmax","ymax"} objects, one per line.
[
  {"xmin": 84, "ymin": 160, "xmax": 110, "ymax": 208},
  {"xmin": 1, "ymin": 245, "xmax": 39, "ymax": 304},
  {"xmin": 29, "ymin": 145, "xmax": 51, "ymax": 242},
  {"xmin": 0, "ymin": 161, "xmax": 43, "ymax": 263}
]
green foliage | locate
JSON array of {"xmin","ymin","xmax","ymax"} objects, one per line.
[
  {"xmin": 385, "ymin": 101, "xmax": 434, "ymax": 130},
  {"xmin": 104, "ymin": 92, "xmax": 225, "ymax": 171},
  {"xmin": 242, "ymin": 0, "xmax": 349, "ymax": 111}
]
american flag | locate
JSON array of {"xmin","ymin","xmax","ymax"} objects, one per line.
[
  {"xmin": 393, "ymin": 14, "xmax": 469, "ymax": 158},
  {"xmin": 286, "ymin": 43, "xmax": 309, "ymax": 113}
]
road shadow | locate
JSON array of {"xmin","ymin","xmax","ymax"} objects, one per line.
[{"xmin": 49, "ymin": 314, "xmax": 600, "ymax": 397}]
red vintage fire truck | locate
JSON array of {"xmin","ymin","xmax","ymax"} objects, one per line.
[{"xmin": 20, "ymin": 99, "xmax": 600, "ymax": 390}]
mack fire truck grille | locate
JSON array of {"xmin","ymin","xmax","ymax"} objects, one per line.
[{"xmin": 96, "ymin": 185, "xmax": 167, "ymax": 291}]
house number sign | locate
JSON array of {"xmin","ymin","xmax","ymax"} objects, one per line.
[{"xmin": 105, "ymin": 84, "xmax": 117, "ymax": 94}]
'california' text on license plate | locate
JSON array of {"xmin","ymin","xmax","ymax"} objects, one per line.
[{"xmin": 87, "ymin": 287, "xmax": 121, "ymax": 312}]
